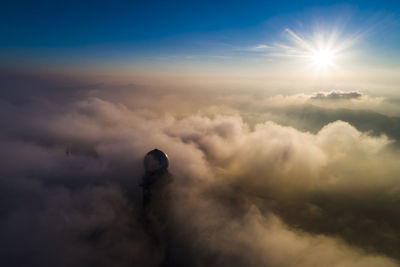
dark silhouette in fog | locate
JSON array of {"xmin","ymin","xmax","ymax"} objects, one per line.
[{"xmin": 141, "ymin": 149, "xmax": 175, "ymax": 266}]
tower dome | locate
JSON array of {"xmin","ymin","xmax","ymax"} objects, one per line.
[{"xmin": 144, "ymin": 149, "xmax": 169, "ymax": 173}]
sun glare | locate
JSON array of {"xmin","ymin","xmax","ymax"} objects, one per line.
[
  {"xmin": 312, "ymin": 49, "xmax": 335, "ymax": 69},
  {"xmin": 274, "ymin": 28, "xmax": 361, "ymax": 72}
]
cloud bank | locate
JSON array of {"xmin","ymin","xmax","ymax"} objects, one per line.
[{"xmin": 1, "ymin": 72, "xmax": 400, "ymax": 266}]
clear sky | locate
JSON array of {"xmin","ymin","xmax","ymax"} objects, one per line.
[{"xmin": 1, "ymin": 0, "xmax": 399, "ymax": 82}]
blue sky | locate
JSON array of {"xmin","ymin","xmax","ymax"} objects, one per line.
[{"xmin": 1, "ymin": 0, "xmax": 399, "ymax": 72}]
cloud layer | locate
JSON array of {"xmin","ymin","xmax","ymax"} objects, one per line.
[{"xmin": 1, "ymin": 72, "xmax": 400, "ymax": 266}]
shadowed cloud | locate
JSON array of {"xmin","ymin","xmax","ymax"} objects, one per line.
[{"xmin": 0, "ymin": 71, "xmax": 400, "ymax": 266}]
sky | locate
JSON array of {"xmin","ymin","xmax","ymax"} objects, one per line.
[
  {"xmin": 1, "ymin": 1, "xmax": 400, "ymax": 267},
  {"xmin": 1, "ymin": 0, "xmax": 400, "ymax": 76}
]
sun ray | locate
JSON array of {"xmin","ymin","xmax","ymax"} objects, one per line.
[{"xmin": 267, "ymin": 27, "xmax": 363, "ymax": 72}]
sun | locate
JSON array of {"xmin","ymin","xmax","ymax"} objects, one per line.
[
  {"xmin": 275, "ymin": 28, "xmax": 359, "ymax": 72},
  {"xmin": 311, "ymin": 49, "xmax": 335, "ymax": 69}
]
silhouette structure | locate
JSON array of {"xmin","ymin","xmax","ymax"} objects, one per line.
[
  {"xmin": 142, "ymin": 149, "xmax": 171, "ymax": 213},
  {"xmin": 141, "ymin": 149, "xmax": 174, "ymax": 265}
]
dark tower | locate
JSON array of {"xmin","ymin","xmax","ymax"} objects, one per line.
[
  {"xmin": 141, "ymin": 149, "xmax": 189, "ymax": 266},
  {"xmin": 141, "ymin": 149, "xmax": 174, "ymax": 265},
  {"xmin": 142, "ymin": 149, "xmax": 171, "ymax": 212}
]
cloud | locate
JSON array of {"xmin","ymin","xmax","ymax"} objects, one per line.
[
  {"xmin": 236, "ymin": 44, "xmax": 272, "ymax": 52},
  {"xmin": 214, "ymin": 91, "xmax": 400, "ymax": 141},
  {"xmin": 253, "ymin": 91, "xmax": 384, "ymax": 109},
  {"xmin": 311, "ymin": 91, "xmax": 363, "ymax": 100},
  {"xmin": 254, "ymin": 44, "xmax": 270, "ymax": 49},
  {"xmin": 248, "ymin": 44, "xmax": 271, "ymax": 51},
  {"xmin": 1, "ymin": 72, "xmax": 400, "ymax": 266}
]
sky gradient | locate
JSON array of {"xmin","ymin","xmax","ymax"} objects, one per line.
[{"xmin": 1, "ymin": 1, "xmax": 400, "ymax": 76}]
